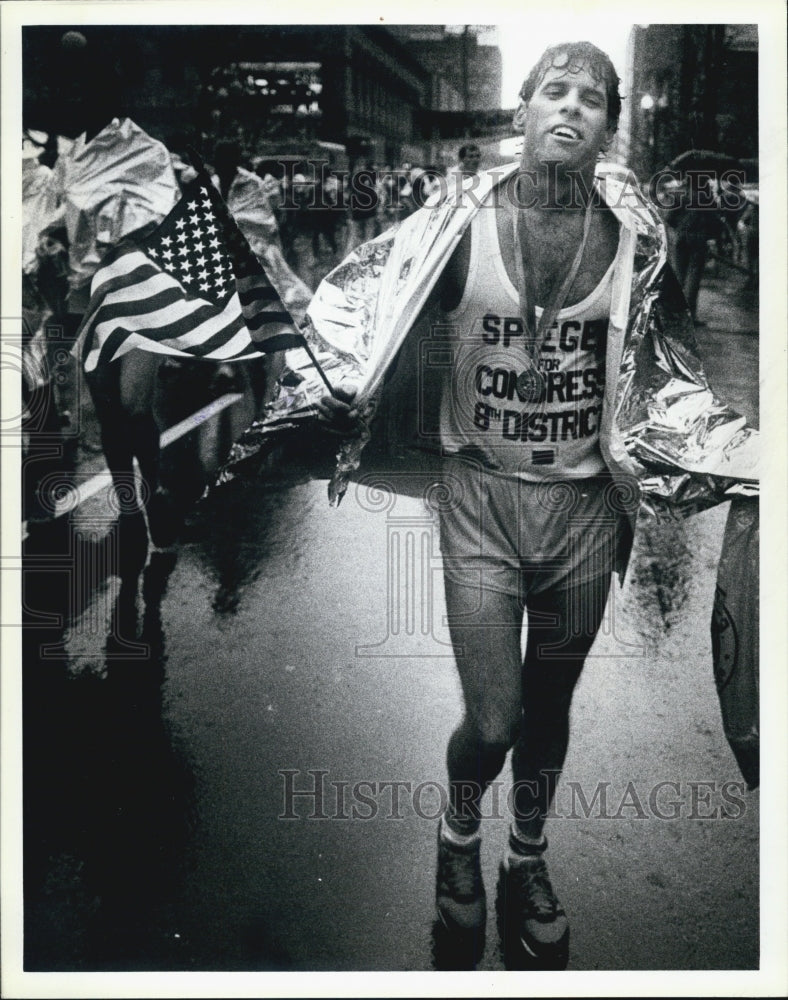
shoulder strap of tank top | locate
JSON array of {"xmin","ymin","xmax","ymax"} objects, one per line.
[{"xmin": 511, "ymin": 177, "xmax": 594, "ymax": 363}]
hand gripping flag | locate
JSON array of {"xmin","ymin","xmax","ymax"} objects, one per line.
[{"xmin": 75, "ymin": 172, "xmax": 304, "ymax": 372}]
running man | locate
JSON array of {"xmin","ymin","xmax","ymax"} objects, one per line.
[
  {"xmin": 315, "ymin": 39, "xmax": 747, "ymax": 967},
  {"xmin": 428, "ymin": 42, "xmax": 624, "ymax": 963},
  {"xmin": 320, "ymin": 41, "xmax": 627, "ymax": 964}
]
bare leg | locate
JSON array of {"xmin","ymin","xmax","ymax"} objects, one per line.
[
  {"xmin": 87, "ymin": 363, "xmax": 137, "ymax": 512},
  {"xmin": 443, "ymin": 577, "xmax": 526, "ymax": 835},
  {"xmin": 118, "ymin": 351, "xmax": 162, "ymax": 510},
  {"xmin": 511, "ymin": 571, "xmax": 613, "ymax": 841}
]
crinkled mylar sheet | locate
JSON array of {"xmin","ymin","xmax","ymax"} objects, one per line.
[{"xmin": 219, "ymin": 163, "xmax": 759, "ymax": 517}]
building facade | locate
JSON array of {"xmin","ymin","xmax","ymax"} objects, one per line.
[
  {"xmin": 622, "ymin": 24, "xmax": 758, "ymax": 181},
  {"xmin": 23, "ymin": 24, "xmax": 505, "ymax": 172}
]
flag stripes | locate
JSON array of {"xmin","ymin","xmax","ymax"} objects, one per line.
[{"xmin": 76, "ymin": 172, "xmax": 305, "ymax": 371}]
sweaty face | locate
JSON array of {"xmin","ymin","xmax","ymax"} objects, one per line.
[{"xmin": 519, "ymin": 59, "xmax": 613, "ymax": 171}]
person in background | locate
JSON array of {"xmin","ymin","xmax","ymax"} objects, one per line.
[
  {"xmin": 35, "ymin": 31, "xmax": 181, "ymax": 562},
  {"xmin": 457, "ymin": 143, "xmax": 482, "ymax": 176},
  {"xmin": 22, "ymin": 128, "xmax": 68, "ymax": 528},
  {"xmin": 662, "ymin": 148, "xmax": 743, "ymax": 325},
  {"xmin": 446, "ymin": 143, "xmax": 482, "ymax": 193},
  {"xmin": 209, "ymin": 139, "xmax": 298, "ymax": 410},
  {"xmin": 409, "ymin": 164, "xmax": 443, "ymax": 209},
  {"xmin": 310, "ymin": 168, "xmax": 342, "ymax": 258},
  {"xmin": 345, "ymin": 161, "xmax": 379, "ymax": 253},
  {"xmin": 212, "ymin": 139, "xmax": 282, "ymax": 255}
]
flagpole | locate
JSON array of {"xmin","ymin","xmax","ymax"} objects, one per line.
[{"xmin": 297, "ymin": 326, "xmax": 336, "ymax": 397}]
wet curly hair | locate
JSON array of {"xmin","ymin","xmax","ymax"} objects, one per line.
[{"xmin": 518, "ymin": 41, "xmax": 622, "ymax": 131}]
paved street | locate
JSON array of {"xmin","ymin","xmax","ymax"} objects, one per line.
[{"xmin": 19, "ymin": 244, "xmax": 759, "ymax": 974}]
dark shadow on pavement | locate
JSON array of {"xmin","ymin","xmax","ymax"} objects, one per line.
[
  {"xmin": 430, "ymin": 917, "xmax": 486, "ymax": 971},
  {"xmin": 24, "ymin": 547, "xmax": 197, "ymax": 971}
]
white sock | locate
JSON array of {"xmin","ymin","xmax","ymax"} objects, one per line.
[
  {"xmin": 440, "ymin": 815, "xmax": 481, "ymax": 848},
  {"xmin": 508, "ymin": 824, "xmax": 547, "ymax": 859}
]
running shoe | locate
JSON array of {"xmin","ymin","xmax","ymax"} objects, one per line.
[
  {"xmin": 435, "ymin": 823, "xmax": 486, "ymax": 932},
  {"xmin": 498, "ymin": 852, "xmax": 569, "ymax": 962}
]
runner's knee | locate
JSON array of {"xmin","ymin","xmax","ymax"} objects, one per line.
[{"xmin": 467, "ymin": 713, "xmax": 522, "ymax": 755}]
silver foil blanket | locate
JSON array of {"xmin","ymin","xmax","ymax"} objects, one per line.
[
  {"xmin": 218, "ymin": 163, "xmax": 759, "ymax": 516},
  {"xmin": 44, "ymin": 118, "xmax": 180, "ymax": 293}
]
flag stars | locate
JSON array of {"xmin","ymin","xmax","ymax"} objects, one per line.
[{"xmin": 145, "ymin": 185, "xmax": 243, "ymax": 299}]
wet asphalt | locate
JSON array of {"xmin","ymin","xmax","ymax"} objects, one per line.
[{"xmin": 20, "ymin": 239, "xmax": 760, "ymax": 974}]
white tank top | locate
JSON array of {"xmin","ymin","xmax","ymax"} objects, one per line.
[{"xmin": 440, "ymin": 200, "xmax": 620, "ymax": 480}]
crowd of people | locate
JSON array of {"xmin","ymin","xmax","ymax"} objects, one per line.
[{"xmin": 246, "ymin": 154, "xmax": 468, "ymax": 260}]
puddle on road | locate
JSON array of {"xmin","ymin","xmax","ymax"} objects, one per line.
[
  {"xmin": 626, "ymin": 515, "xmax": 694, "ymax": 641},
  {"xmin": 187, "ymin": 474, "xmax": 325, "ymax": 617}
]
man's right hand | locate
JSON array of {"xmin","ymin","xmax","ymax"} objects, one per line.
[{"xmin": 315, "ymin": 382, "xmax": 361, "ymax": 436}]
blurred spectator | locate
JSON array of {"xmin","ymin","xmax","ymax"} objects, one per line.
[
  {"xmin": 32, "ymin": 30, "xmax": 181, "ymax": 561},
  {"xmin": 22, "ymin": 130, "xmax": 56, "ymax": 274},
  {"xmin": 409, "ymin": 165, "xmax": 443, "ymax": 210},
  {"xmin": 737, "ymin": 188, "xmax": 759, "ymax": 290},
  {"xmin": 21, "ymin": 129, "xmax": 68, "ymax": 527},
  {"xmin": 662, "ymin": 148, "xmax": 743, "ymax": 324},
  {"xmin": 381, "ymin": 163, "xmax": 413, "ymax": 225},
  {"xmin": 457, "ymin": 144, "xmax": 482, "ymax": 176},
  {"xmin": 345, "ymin": 162, "xmax": 379, "ymax": 252},
  {"xmin": 310, "ymin": 168, "xmax": 343, "ymax": 257},
  {"xmin": 446, "ymin": 143, "xmax": 482, "ymax": 192},
  {"xmin": 210, "ymin": 140, "xmax": 312, "ymax": 410},
  {"xmin": 213, "ymin": 139, "xmax": 282, "ymax": 257}
]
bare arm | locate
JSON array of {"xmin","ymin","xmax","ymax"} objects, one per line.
[{"xmin": 316, "ymin": 226, "xmax": 471, "ymax": 426}]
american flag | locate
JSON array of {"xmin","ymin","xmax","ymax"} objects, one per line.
[{"xmin": 76, "ymin": 172, "xmax": 304, "ymax": 372}]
